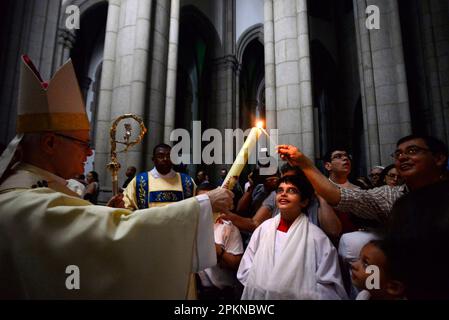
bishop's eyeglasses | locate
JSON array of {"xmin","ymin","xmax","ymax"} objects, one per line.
[{"xmin": 55, "ymin": 133, "xmax": 91, "ymax": 149}]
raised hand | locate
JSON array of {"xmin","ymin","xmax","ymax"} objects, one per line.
[{"xmin": 277, "ymin": 145, "xmax": 303, "ymax": 166}]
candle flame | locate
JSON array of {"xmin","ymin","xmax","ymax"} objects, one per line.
[{"xmin": 256, "ymin": 121, "xmax": 264, "ymax": 129}]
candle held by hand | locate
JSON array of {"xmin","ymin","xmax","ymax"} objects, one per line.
[{"xmin": 222, "ymin": 127, "xmax": 261, "ymax": 190}]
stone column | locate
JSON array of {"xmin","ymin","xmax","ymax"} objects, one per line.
[
  {"xmin": 420, "ymin": 0, "xmax": 449, "ymax": 142},
  {"xmin": 296, "ymin": 0, "xmax": 314, "ymax": 158},
  {"xmin": 96, "ymin": 0, "xmax": 156, "ymax": 194},
  {"xmin": 223, "ymin": 0, "xmax": 237, "ymax": 130},
  {"xmin": 53, "ymin": 29, "xmax": 76, "ymax": 72},
  {"xmin": 163, "ymin": 0, "xmax": 180, "ymax": 144},
  {"xmin": 272, "ymin": 0, "xmax": 306, "ymax": 153},
  {"xmin": 144, "ymin": 0, "xmax": 171, "ymax": 169},
  {"xmin": 26, "ymin": 0, "xmax": 60, "ymax": 80},
  {"xmin": 0, "ymin": 0, "xmax": 32, "ymax": 144},
  {"xmin": 264, "ymin": 0, "xmax": 277, "ymax": 131},
  {"xmin": 353, "ymin": 0, "xmax": 412, "ymax": 166},
  {"xmin": 0, "ymin": 0, "xmax": 61, "ymax": 144},
  {"xmin": 94, "ymin": 0, "xmax": 121, "ymax": 190}
]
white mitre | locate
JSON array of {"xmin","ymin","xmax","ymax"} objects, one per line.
[{"xmin": 0, "ymin": 55, "xmax": 90, "ymax": 179}]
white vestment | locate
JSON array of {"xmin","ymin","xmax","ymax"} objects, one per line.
[
  {"xmin": 237, "ymin": 214, "xmax": 347, "ymax": 300},
  {"xmin": 0, "ymin": 163, "xmax": 216, "ymax": 299}
]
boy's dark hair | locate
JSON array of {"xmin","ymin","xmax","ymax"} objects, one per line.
[
  {"xmin": 276, "ymin": 172, "xmax": 314, "ymax": 202},
  {"xmin": 152, "ymin": 143, "xmax": 171, "ymax": 155},
  {"xmin": 385, "ymin": 180, "xmax": 449, "ymax": 299},
  {"xmin": 323, "ymin": 147, "xmax": 351, "ymax": 163},
  {"xmin": 196, "ymin": 182, "xmax": 215, "ymax": 193}
]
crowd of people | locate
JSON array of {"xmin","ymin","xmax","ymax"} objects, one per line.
[
  {"xmin": 104, "ymin": 134, "xmax": 449, "ymax": 300},
  {"xmin": 0, "ymin": 55, "xmax": 448, "ymax": 300}
]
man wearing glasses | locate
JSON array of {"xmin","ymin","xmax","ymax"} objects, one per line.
[
  {"xmin": 278, "ymin": 135, "xmax": 448, "ymax": 222},
  {"xmin": 319, "ymin": 149, "xmax": 360, "ymax": 241}
]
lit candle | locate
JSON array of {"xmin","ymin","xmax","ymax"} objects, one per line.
[{"xmin": 222, "ymin": 122, "xmax": 263, "ymax": 190}]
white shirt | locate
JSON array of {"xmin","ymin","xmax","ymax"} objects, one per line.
[
  {"xmin": 198, "ymin": 221, "xmax": 244, "ymax": 289},
  {"xmin": 150, "ymin": 167, "xmax": 177, "ymax": 179}
]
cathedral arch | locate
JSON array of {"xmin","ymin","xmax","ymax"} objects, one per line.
[
  {"xmin": 237, "ymin": 24, "xmax": 265, "ymax": 129},
  {"xmin": 236, "ymin": 24, "xmax": 264, "ymax": 65}
]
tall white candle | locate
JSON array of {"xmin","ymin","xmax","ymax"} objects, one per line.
[{"xmin": 222, "ymin": 126, "xmax": 261, "ymax": 190}]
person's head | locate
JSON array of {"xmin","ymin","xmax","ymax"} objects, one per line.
[
  {"xmin": 196, "ymin": 182, "xmax": 215, "ymax": 196},
  {"xmin": 261, "ymin": 172, "xmax": 279, "ymax": 192},
  {"xmin": 351, "ymin": 240, "xmax": 404, "ymax": 300},
  {"xmin": 21, "ymin": 130, "xmax": 92, "ymax": 179},
  {"xmin": 323, "ymin": 148, "xmax": 352, "ymax": 179},
  {"xmin": 86, "ymin": 170, "xmax": 99, "ymax": 183},
  {"xmin": 369, "ymin": 166, "xmax": 384, "ymax": 187},
  {"xmin": 380, "ymin": 164, "xmax": 403, "ymax": 187},
  {"xmin": 197, "ymin": 170, "xmax": 207, "ymax": 184},
  {"xmin": 220, "ymin": 168, "xmax": 227, "ymax": 179},
  {"xmin": 385, "ymin": 180, "xmax": 449, "ymax": 299},
  {"xmin": 275, "ymin": 173, "xmax": 314, "ymax": 223},
  {"xmin": 126, "ymin": 166, "xmax": 137, "ymax": 178},
  {"xmin": 280, "ymin": 163, "xmax": 303, "ymax": 177},
  {"xmin": 392, "ymin": 135, "xmax": 448, "ymax": 190},
  {"xmin": 9, "ymin": 56, "xmax": 92, "ymax": 180},
  {"xmin": 152, "ymin": 143, "xmax": 172, "ymax": 175}
]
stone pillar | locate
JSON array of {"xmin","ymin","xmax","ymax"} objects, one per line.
[
  {"xmin": 53, "ymin": 29, "xmax": 76, "ymax": 74},
  {"xmin": 0, "ymin": 0, "xmax": 61, "ymax": 145},
  {"xmin": 96, "ymin": 0, "xmax": 157, "ymax": 194},
  {"xmin": 163, "ymin": 0, "xmax": 180, "ymax": 144},
  {"xmin": 420, "ymin": 0, "xmax": 449, "ymax": 142},
  {"xmin": 26, "ymin": 0, "xmax": 60, "ymax": 80},
  {"xmin": 353, "ymin": 0, "xmax": 412, "ymax": 166},
  {"xmin": 223, "ymin": 0, "xmax": 237, "ymax": 130},
  {"xmin": 0, "ymin": 0, "xmax": 31, "ymax": 144},
  {"xmin": 144, "ymin": 0, "xmax": 171, "ymax": 169},
  {"xmin": 296, "ymin": 0, "xmax": 314, "ymax": 158},
  {"xmin": 272, "ymin": 0, "xmax": 313, "ymax": 155},
  {"xmin": 94, "ymin": 0, "xmax": 121, "ymax": 190},
  {"xmin": 264, "ymin": 0, "xmax": 277, "ymax": 131}
]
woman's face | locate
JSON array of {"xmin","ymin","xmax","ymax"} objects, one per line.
[
  {"xmin": 384, "ymin": 167, "xmax": 403, "ymax": 187},
  {"xmin": 275, "ymin": 182, "xmax": 308, "ymax": 221}
]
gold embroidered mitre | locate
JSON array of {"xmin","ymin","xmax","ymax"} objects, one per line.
[{"xmin": 16, "ymin": 55, "xmax": 90, "ymax": 133}]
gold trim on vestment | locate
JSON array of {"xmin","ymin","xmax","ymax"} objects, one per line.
[{"xmin": 16, "ymin": 113, "xmax": 90, "ymax": 133}]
